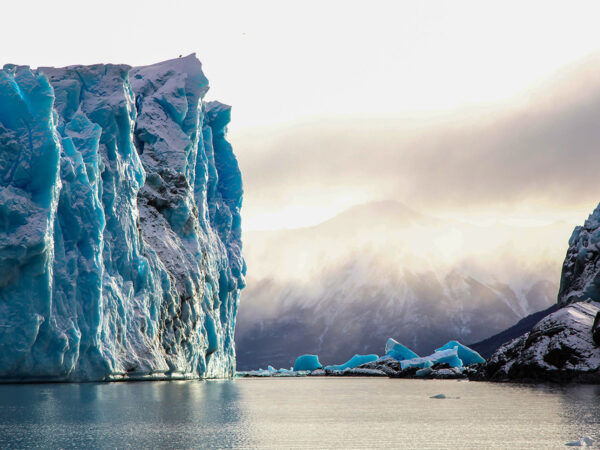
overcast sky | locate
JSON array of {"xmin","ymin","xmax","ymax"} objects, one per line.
[
  {"xmin": 3, "ymin": 1, "xmax": 600, "ymax": 230},
  {"xmin": 237, "ymin": 55, "xmax": 600, "ymax": 229}
]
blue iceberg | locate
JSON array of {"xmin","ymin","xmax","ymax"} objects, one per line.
[
  {"xmin": 435, "ymin": 341, "xmax": 485, "ymax": 365},
  {"xmin": 401, "ymin": 359, "xmax": 434, "ymax": 370},
  {"xmin": 385, "ymin": 338, "xmax": 419, "ymax": 361},
  {"xmin": 400, "ymin": 347, "xmax": 463, "ymax": 370},
  {"xmin": 0, "ymin": 55, "xmax": 245, "ymax": 381},
  {"xmin": 324, "ymin": 354, "xmax": 379, "ymax": 371},
  {"xmin": 293, "ymin": 354, "xmax": 322, "ymax": 371}
]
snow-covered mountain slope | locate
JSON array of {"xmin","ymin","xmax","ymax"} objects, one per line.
[
  {"xmin": 236, "ymin": 201, "xmax": 570, "ymax": 370},
  {"xmin": 485, "ymin": 301, "xmax": 600, "ymax": 382},
  {"xmin": 469, "ymin": 304, "xmax": 557, "ymax": 359},
  {"xmin": 0, "ymin": 55, "xmax": 244, "ymax": 381},
  {"xmin": 482, "ymin": 203, "xmax": 600, "ymax": 382}
]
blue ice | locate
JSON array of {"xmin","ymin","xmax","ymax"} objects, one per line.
[
  {"xmin": 293, "ymin": 354, "xmax": 322, "ymax": 371},
  {"xmin": 0, "ymin": 55, "xmax": 245, "ymax": 381},
  {"xmin": 324, "ymin": 354, "xmax": 378, "ymax": 371},
  {"xmin": 385, "ymin": 338, "xmax": 419, "ymax": 361},
  {"xmin": 435, "ymin": 341, "xmax": 485, "ymax": 365},
  {"xmin": 400, "ymin": 347, "xmax": 463, "ymax": 370}
]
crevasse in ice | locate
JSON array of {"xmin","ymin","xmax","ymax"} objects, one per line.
[{"xmin": 0, "ymin": 54, "xmax": 245, "ymax": 381}]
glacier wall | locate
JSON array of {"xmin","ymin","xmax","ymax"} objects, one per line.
[{"xmin": 0, "ymin": 55, "xmax": 245, "ymax": 381}]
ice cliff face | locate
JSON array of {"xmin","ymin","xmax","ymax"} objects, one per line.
[
  {"xmin": 558, "ymin": 204, "xmax": 600, "ymax": 306},
  {"xmin": 0, "ymin": 55, "xmax": 244, "ymax": 381}
]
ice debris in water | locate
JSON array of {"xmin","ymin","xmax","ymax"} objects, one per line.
[
  {"xmin": 435, "ymin": 341, "xmax": 485, "ymax": 365},
  {"xmin": 324, "ymin": 354, "xmax": 378, "ymax": 372},
  {"xmin": 430, "ymin": 394, "xmax": 447, "ymax": 399},
  {"xmin": 239, "ymin": 367, "xmax": 297, "ymax": 377},
  {"xmin": 293, "ymin": 354, "xmax": 322, "ymax": 371},
  {"xmin": 385, "ymin": 338, "xmax": 419, "ymax": 361},
  {"xmin": 565, "ymin": 436, "xmax": 594, "ymax": 447},
  {"xmin": 0, "ymin": 55, "xmax": 245, "ymax": 381}
]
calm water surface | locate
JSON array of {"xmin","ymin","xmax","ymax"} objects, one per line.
[{"xmin": 0, "ymin": 378, "xmax": 598, "ymax": 449}]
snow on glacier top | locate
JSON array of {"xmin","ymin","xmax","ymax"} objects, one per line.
[{"xmin": 131, "ymin": 53, "xmax": 209, "ymax": 99}]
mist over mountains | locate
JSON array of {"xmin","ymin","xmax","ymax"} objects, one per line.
[{"xmin": 236, "ymin": 201, "xmax": 572, "ymax": 370}]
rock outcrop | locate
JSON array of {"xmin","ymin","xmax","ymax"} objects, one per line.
[
  {"xmin": 481, "ymin": 202, "xmax": 600, "ymax": 383},
  {"xmin": 485, "ymin": 302, "xmax": 600, "ymax": 382},
  {"xmin": 558, "ymin": 205, "xmax": 600, "ymax": 307}
]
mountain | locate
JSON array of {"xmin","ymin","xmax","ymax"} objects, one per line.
[
  {"xmin": 485, "ymin": 301, "xmax": 600, "ymax": 382},
  {"xmin": 0, "ymin": 55, "xmax": 244, "ymax": 381},
  {"xmin": 483, "ymin": 204, "xmax": 600, "ymax": 382},
  {"xmin": 236, "ymin": 201, "xmax": 571, "ymax": 370}
]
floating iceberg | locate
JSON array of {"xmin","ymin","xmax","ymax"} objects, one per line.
[
  {"xmin": 324, "ymin": 354, "xmax": 378, "ymax": 372},
  {"xmin": 0, "ymin": 55, "xmax": 244, "ymax": 382},
  {"xmin": 385, "ymin": 338, "xmax": 419, "ymax": 361},
  {"xmin": 435, "ymin": 341, "xmax": 485, "ymax": 365},
  {"xmin": 401, "ymin": 359, "xmax": 434, "ymax": 370},
  {"xmin": 293, "ymin": 354, "xmax": 322, "ymax": 371},
  {"xmin": 400, "ymin": 347, "xmax": 463, "ymax": 370}
]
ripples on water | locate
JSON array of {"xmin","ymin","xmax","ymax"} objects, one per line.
[{"xmin": 0, "ymin": 378, "xmax": 598, "ymax": 449}]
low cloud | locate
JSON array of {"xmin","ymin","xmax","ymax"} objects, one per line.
[{"xmin": 233, "ymin": 55, "xmax": 600, "ymax": 219}]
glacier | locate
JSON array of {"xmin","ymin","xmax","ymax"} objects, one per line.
[{"xmin": 0, "ymin": 54, "xmax": 245, "ymax": 381}]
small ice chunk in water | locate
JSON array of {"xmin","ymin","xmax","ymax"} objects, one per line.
[
  {"xmin": 293, "ymin": 354, "xmax": 322, "ymax": 371},
  {"xmin": 565, "ymin": 436, "xmax": 594, "ymax": 447}
]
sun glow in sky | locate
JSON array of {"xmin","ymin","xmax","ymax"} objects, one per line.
[{"xmin": 3, "ymin": 1, "xmax": 600, "ymax": 230}]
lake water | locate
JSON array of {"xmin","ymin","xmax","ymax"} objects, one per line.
[{"xmin": 0, "ymin": 378, "xmax": 598, "ymax": 449}]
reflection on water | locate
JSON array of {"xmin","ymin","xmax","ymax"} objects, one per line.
[{"xmin": 0, "ymin": 378, "xmax": 598, "ymax": 449}]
